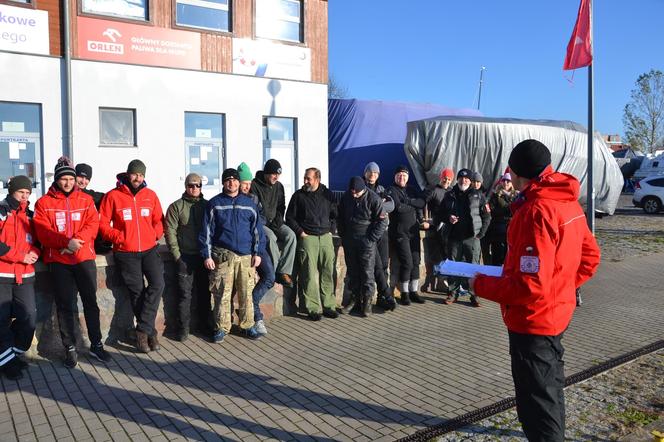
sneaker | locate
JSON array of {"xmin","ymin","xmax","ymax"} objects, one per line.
[
  {"xmin": 255, "ymin": 320, "xmax": 268, "ymax": 336},
  {"xmin": 308, "ymin": 312, "xmax": 322, "ymax": 321},
  {"xmin": 89, "ymin": 344, "xmax": 112, "ymax": 363},
  {"xmin": 64, "ymin": 346, "xmax": 77, "ymax": 369},
  {"xmin": 322, "ymin": 308, "xmax": 339, "ymax": 319},
  {"xmin": 212, "ymin": 330, "xmax": 225, "ymax": 343},
  {"xmin": 1, "ymin": 358, "xmax": 24, "ymax": 380},
  {"xmin": 242, "ymin": 326, "xmax": 260, "ymax": 340}
]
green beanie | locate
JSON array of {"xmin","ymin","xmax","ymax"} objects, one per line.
[
  {"xmin": 237, "ymin": 162, "xmax": 253, "ymax": 182},
  {"xmin": 127, "ymin": 159, "xmax": 147, "ymax": 175}
]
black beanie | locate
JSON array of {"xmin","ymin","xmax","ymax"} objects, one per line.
[
  {"xmin": 264, "ymin": 159, "xmax": 282, "ymax": 175},
  {"xmin": 75, "ymin": 163, "xmax": 93, "ymax": 179},
  {"xmin": 222, "ymin": 168, "xmax": 240, "ymax": 182},
  {"xmin": 8, "ymin": 175, "xmax": 32, "ymax": 194},
  {"xmin": 127, "ymin": 159, "xmax": 147, "ymax": 176},
  {"xmin": 457, "ymin": 168, "xmax": 472, "ymax": 179},
  {"xmin": 348, "ymin": 176, "xmax": 366, "ymax": 192},
  {"xmin": 54, "ymin": 156, "xmax": 76, "ymax": 181},
  {"xmin": 509, "ymin": 139, "xmax": 552, "ymax": 179},
  {"xmin": 394, "ymin": 165, "xmax": 409, "ymax": 175}
]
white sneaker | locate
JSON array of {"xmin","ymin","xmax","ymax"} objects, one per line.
[{"xmin": 255, "ymin": 320, "xmax": 268, "ymax": 336}]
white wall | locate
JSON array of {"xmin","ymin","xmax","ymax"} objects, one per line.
[
  {"xmin": 0, "ymin": 52, "xmax": 63, "ymax": 200},
  {"xmin": 70, "ymin": 60, "xmax": 328, "ymax": 206}
]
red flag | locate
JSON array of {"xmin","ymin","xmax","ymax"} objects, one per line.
[{"xmin": 563, "ymin": 0, "xmax": 592, "ymax": 70}]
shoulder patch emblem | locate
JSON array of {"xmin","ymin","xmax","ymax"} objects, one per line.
[{"xmin": 520, "ymin": 255, "xmax": 540, "ymax": 273}]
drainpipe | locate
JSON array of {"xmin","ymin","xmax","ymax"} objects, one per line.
[{"xmin": 62, "ymin": 0, "xmax": 73, "ymax": 159}]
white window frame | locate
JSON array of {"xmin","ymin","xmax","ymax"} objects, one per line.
[
  {"xmin": 175, "ymin": 0, "xmax": 230, "ymax": 32},
  {"xmin": 99, "ymin": 108, "xmax": 137, "ymax": 147}
]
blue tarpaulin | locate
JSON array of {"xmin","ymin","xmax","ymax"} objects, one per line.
[{"xmin": 328, "ymin": 99, "xmax": 481, "ymax": 191}]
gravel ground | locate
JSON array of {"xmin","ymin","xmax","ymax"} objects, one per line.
[{"xmin": 435, "ymin": 194, "xmax": 664, "ymax": 442}]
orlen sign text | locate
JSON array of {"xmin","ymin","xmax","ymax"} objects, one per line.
[
  {"xmin": 77, "ymin": 17, "xmax": 200, "ymax": 69},
  {"xmin": 0, "ymin": 4, "xmax": 49, "ymax": 55}
]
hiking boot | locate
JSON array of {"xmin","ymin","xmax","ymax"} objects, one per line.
[
  {"xmin": 277, "ymin": 273, "xmax": 294, "ymax": 288},
  {"xmin": 89, "ymin": 343, "xmax": 112, "ymax": 362},
  {"xmin": 135, "ymin": 331, "xmax": 150, "ymax": 353},
  {"xmin": 212, "ymin": 330, "xmax": 225, "ymax": 343},
  {"xmin": 410, "ymin": 291, "xmax": 425, "ymax": 304},
  {"xmin": 470, "ymin": 296, "xmax": 481, "ymax": 307},
  {"xmin": 399, "ymin": 292, "xmax": 411, "ymax": 306},
  {"xmin": 64, "ymin": 346, "xmax": 78, "ymax": 369},
  {"xmin": 255, "ymin": 320, "xmax": 268, "ymax": 335},
  {"xmin": 322, "ymin": 308, "xmax": 339, "ymax": 319},
  {"xmin": 1, "ymin": 358, "xmax": 23, "ymax": 381},
  {"xmin": 176, "ymin": 330, "xmax": 189, "ymax": 342},
  {"xmin": 341, "ymin": 294, "xmax": 358, "ymax": 314},
  {"xmin": 148, "ymin": 334, "xmax": 161, "ymax": 351},
  {"xmin": 308, "ymin": 312, "xmax": 322, "ymax": 321},
  {"xmin": 242, "ymin": 326, "xmax": 260, "ymax": 340}
]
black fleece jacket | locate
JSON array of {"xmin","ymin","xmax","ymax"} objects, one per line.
[
  {"xmin": 286, "ymin": 184, "xmax": 337, "ymax": 236},
  {"xmin": 251, "ymin": 171, "xmax": 286, "ymax": 230}
]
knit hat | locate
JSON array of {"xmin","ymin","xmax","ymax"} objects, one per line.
[
  {"xmin": 127, "ymin": 159, "xmax": 147, "ymax": 176},
  {"xmin": 185, "ymin": 173, "xmax": 202, "ymax": 185},
  {"xmin": 349, "ymin": 176, "xmax": 366, "ymax": 192},
  {"xmin": 364, "ymin": 162, "xmax": 380, "ymax": 175},
  {"xmin": 457, "ymin": 168, "xmax": 472, "ymax": 179},
  {"xmin": 237, "ymin": 162, "xmax": 253, "ymax": 182},
  {"xmin": 394, "ymin": 165, "xmax": 409, "ymax": 175},
  {"xmin": 472, "ymin": 172, "xmax": 484, "ymax": 183},
  {"xmin": 53, "ymin": 156, "xmax": 76, "ymax": 181},
  {"xmin": 501, "ymin": 172, "xmax": 512, "ymax": 181},
  {"xmin": 264, "ymin": 159, "xmax": 282, "ymax": 175},
  {"xmin": 75, "ymin": 163, "xmax": 93, "ymax": 179},
  {"xmin": 8, "ymin": 175, "xmax": 32, "ymax": 194},
  {"xmin": 222, "ymin": 168, "xmax": 240, "ymax": 182},
  {"xmin": 508, "ymin": 139, "xmax": 551, "ymax": 179},
  {"xmin": 440, "ymin": 168, "xmax": 454, "ymax": 180}
]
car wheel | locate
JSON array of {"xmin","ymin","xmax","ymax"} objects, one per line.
[{"xmin": 642, "ymin": 197, "xmax": 662, "ymax": 214}]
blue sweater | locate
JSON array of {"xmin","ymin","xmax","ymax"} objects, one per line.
[{"xmin": 199, "ymin": 192, "xmax": 262, "ymax": 258}]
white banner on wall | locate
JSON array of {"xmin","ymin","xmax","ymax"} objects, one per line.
[
  {"xmin": 0, "ymin": 4, "xmax": 49, "ymax": 55},
  {"xmin": 232, "ymin": 38, "xmax": 311, "ymax": 82}
]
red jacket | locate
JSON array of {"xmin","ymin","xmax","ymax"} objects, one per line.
[
  {"xmin": 99, "ymin": 175, "xmax": 164, "ymax": 253},
  {"xmin": 33, "ymin": 185, "xmax": 99, "ymax": 264},
  {"xmin": 474, "ymin": 166, "xmax": 601, "ymax": 336},
  {"xmin": 0, "ymin": 197, "xmax": 40, "ymax": 284}
]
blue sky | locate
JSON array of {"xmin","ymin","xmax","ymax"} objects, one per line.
[{"xmin": 328, "ymin": 0, "xmax": 664, "ymax": 138}]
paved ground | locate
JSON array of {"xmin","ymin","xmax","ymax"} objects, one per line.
[{"xmin": 1, "ymin": 195, "xmax": 663, "ymax": 441}]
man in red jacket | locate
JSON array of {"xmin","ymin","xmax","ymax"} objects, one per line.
[
  {"xmin": 99, "ymin": 159, "xmax": 165, "ymax": 353},
  {"xmin": 470, "ymin": 140, "xmax": 600, "ymax": 441},
  {"xmin": 34, "ymin": 157, "xmax": 110, "ymax": 368},
  {"xmin": 0, "ymin": 176, "xmax": 39, "ymax": 380}
]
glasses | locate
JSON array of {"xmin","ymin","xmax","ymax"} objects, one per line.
[{"xmin": 187, "ymin": 183, "xmax": 202, "ymax": 188}]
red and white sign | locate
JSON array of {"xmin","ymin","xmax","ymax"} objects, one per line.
[{"xmin": 77, "ymin": 17, "xmax": 200, "ymax": 69}]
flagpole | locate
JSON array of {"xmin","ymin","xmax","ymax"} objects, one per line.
[{"xmin": 586, "ymin": 0, "xmax": 595, "ymax": 233}]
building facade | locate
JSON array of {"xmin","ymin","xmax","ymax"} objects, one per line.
[{"xmin": 1, "ymin": 0, "xmax": 328, "ymax": 204}]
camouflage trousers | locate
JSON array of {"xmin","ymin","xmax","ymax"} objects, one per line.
[{"xmin": 209, "ymin": 247, "xmax": 256, "ymax": 334}]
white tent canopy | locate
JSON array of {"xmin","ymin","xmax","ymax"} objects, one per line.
[{"xmin": 404, "ymin": 116, "xmax": 623, "ymax": 214}]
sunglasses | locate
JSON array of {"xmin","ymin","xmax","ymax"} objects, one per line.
[{"xmin": 187, "ymin": 183, "xmax": 202, "ymax": 188}]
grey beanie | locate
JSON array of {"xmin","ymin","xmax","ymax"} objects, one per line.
[
  {"xmin": 364, "ymin": 162, "xmax": 380, "ymax": 175},
  {"xmin": 472, "ymin": 172, "xmax": 484, "ymax": 182}
]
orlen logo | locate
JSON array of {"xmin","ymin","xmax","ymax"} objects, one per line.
[{"xmin": 87, "ymin": 28, "xmax": 124, "ymax": 54}]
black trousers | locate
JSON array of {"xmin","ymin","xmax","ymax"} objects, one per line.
[
  {"xmin": 373, "ymin": 244, "xmax": 389, "ymax": 294},
  {"xmin": 114, "ymin": 247, "xmax": 165, "ymax": 336},
  {"xmin": 509, "ymin": 331, "xmax": 566, "ymax": 442},
  {"xmin": 391, "ymin": 232, "xmax": 420, "ymax": 283},
  {"xmin": 50, "ymin": 260, "xmax": 102, "ymax": 348},
  {"xmin": 377, "ymin": 233, "xmax": 389, "ymax": 279},
  {"xmin": 343, "ymin": 238, "xmax": 376, "ymax": 298},
  {"xmin": 0, "ymin": 279, "xmax": 35, "ymax": 366},
  {"xmin": 176, "ymin": 254, "xmax": 213, "ymax": 334}
]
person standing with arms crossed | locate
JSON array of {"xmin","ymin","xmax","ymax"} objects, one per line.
[{"xmin": 470, "ymin": 139, "xmax": 600, "ymax": 441}]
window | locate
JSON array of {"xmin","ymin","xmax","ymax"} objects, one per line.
[
  {"xmin": 255, "ymin": 0, "xmax": 303, "ymax": 43},
  {"xmin": 262, "ymin": 116, "xmax": 297, "ymax": 198},
  {"xmin": 82, "ymin": 0, "xmax": 148, "ymax": 21},
  {"xmin": 176, "ymin": 0, "xmax": 230, "ymax": 32},
  {"xmin": 185, "ymin": 112, "xmax": 224, "ymax": 189},
  {"xmin": 99, "ymin": 108, "xmax": 136, "ymax": 146},
  {"xmin": 0, "ymin": 102, "xmax": 42, "ymax": 195},
  {"xmin": 653, "ymin": 161, "xmax": 660, "ymax": 168},
  {"xmin": 648, "ymin": 178, "xmax": 664, "ymax": 187},
  {"xmin": 8, "ymin": 0, "xmax": 32, "ymax": 4}
]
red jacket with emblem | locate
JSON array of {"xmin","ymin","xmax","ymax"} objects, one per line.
[
  {"xmin": 99, "ymin": 174, "xmax": 164, "ymax": 253},
  {"xmin": 0, "ymin": 197, "xmax": 40, "ymax": 283},
  {"xmin": 473, "ymin": 166, "xmax": 601, "ymax": 336},
  {"xmin": 33, "ymin": 185, "xmax": 99, "ymax": 264}
]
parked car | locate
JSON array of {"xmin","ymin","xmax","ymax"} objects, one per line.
[{"xmin": 633, "ymin": 175, "xmax": 664, "ymax": 214}]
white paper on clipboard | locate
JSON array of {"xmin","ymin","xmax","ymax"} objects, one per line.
[{"xmin": 434, "ymin": 259, "xmax": 503, "ymax": 278}]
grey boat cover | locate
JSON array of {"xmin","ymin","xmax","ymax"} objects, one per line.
[{"xmin": 404, "ymin": 116, "xmax": 623, "ymax": 214}]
